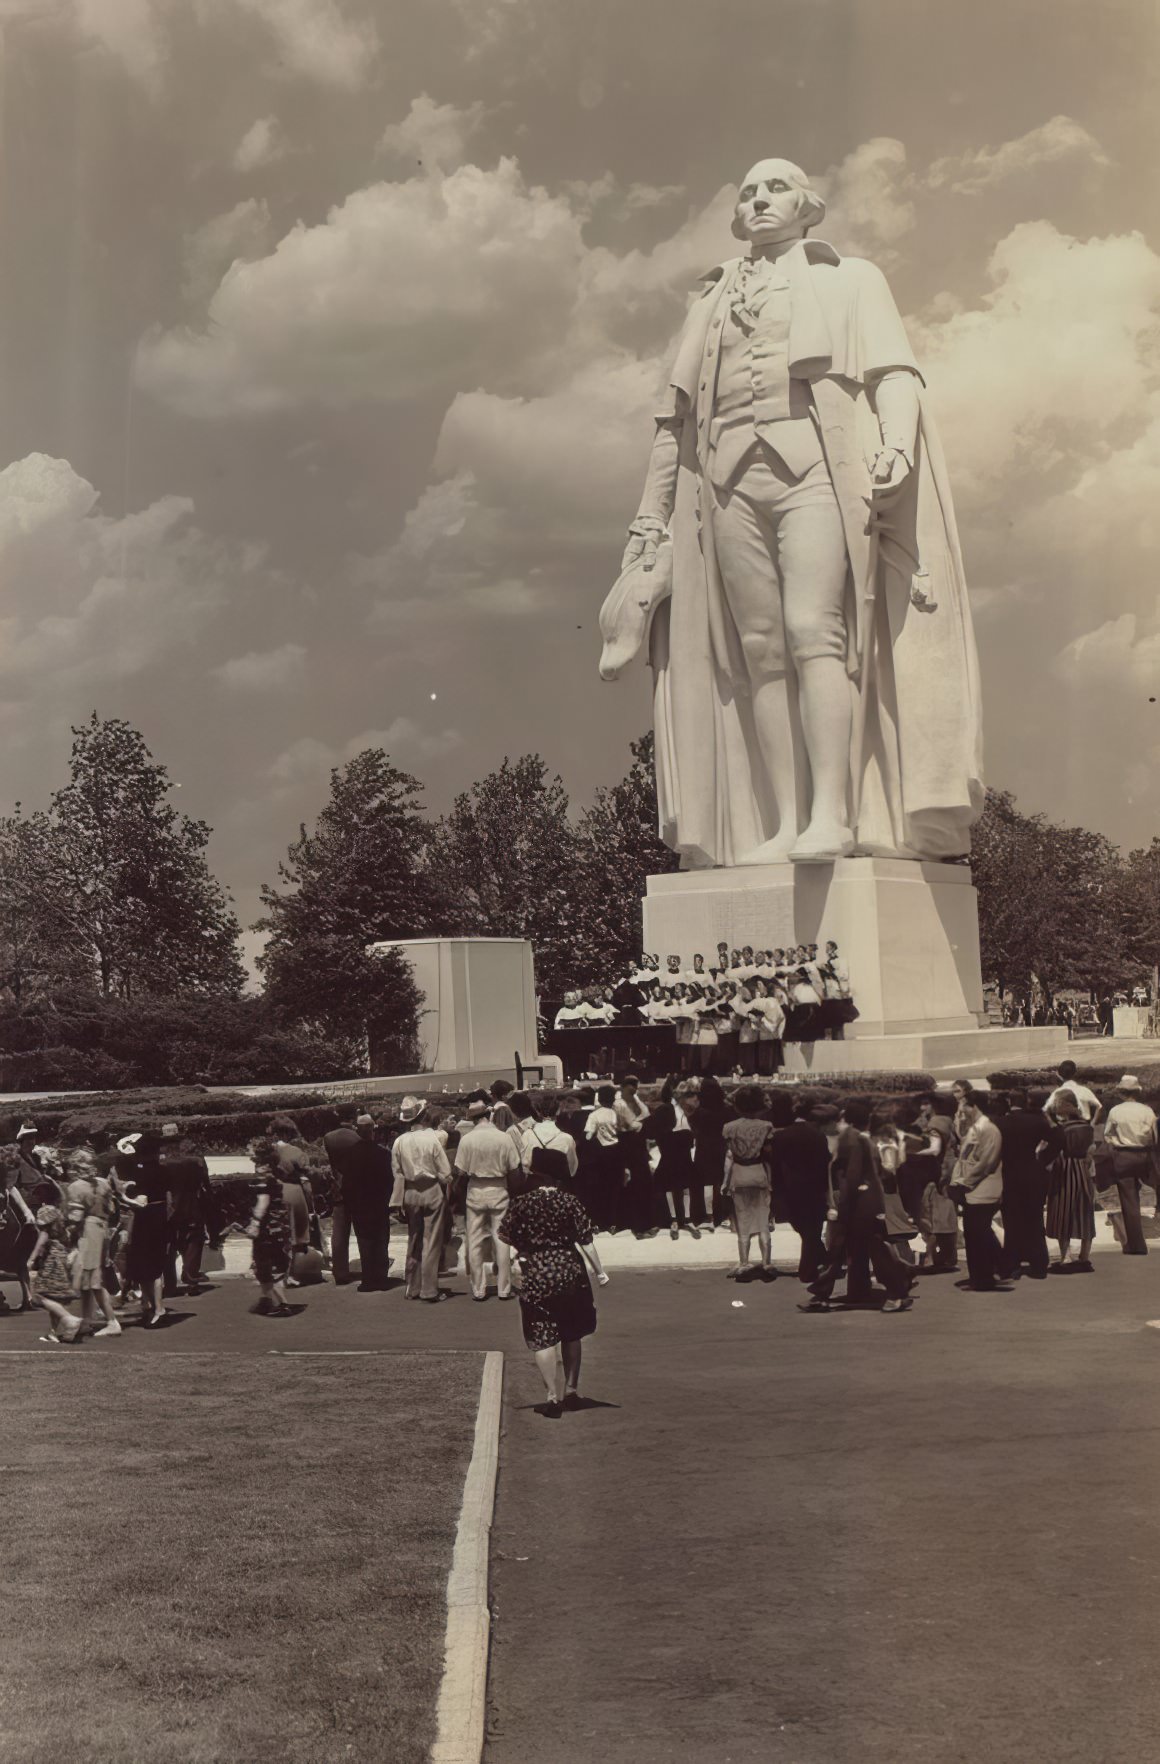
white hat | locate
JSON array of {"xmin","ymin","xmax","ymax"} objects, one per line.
[
  {"xmin": 399, "ymin": 1095, "xmax": 425, "ymax": 1123},
  {"xmin": 116, "ymin": 1134, "xmax": 140, "ymax": 1157},
  {"xmin": 1119, "ymin": 1074, "xmax": 1143, "ymax": 1091}
]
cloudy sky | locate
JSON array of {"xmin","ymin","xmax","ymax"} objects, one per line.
[{"xmin": 1, "ymin": 0, "xmax": 1158, "ymax": 963}]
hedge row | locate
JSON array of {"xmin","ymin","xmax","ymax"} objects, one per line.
[
  {"xmin": 19, "ymin": 1066, "xmax": 1154, "ymax": 1156},
  {"xmin": 985, "ymin": 1065, "xmax": 1160, "ymax": 1094}
]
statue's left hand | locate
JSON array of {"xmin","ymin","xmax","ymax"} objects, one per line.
[{"xmin": 870, "ymin": 447, "xmax": 912, "ymax": 498}]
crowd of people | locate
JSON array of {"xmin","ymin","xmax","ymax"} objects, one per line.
[
  {"xmin": 2, "ymin": 1059, "xmax": 1156, "ymax": 1400},
  {"xmin": 550, "ymin": 939, "xmax": 857, "ymax": 1076},
  {"xmin": 997, "ymin": 985, "xmax": 1156, "ymax": 1036},
  {"xmin": 0, "ymin": 1115, "xmax": 318, "ymax": 1338}
]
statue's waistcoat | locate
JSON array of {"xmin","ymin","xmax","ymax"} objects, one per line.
[{"xmin": 696, "ymin": 269, "xmax": 825, "ymax": 488}]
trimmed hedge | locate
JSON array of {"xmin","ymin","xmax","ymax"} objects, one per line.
[
  {"xmin": 3, "ymin": 1069, "xmax": 950, "ymax": 1154},
  {"xmin": 986, "ymin": 1065, "xmax": 1160, "ymax": 1099}
]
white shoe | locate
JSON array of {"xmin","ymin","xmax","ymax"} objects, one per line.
[
  {"xmin": 94, "ymin": 1320, "xmax": 123, "ymax": 1338},
  {"xmin": 735, "ymin": 835, "xmax": 797, "ymax": 866}
]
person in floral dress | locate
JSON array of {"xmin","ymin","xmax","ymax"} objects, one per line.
[
  {"xmin": 498, "ymin": 1147, "xmax": 608, "ymax": 1414},
  {"xmin": 27, "ymin": 1204, "xmax": 82, "ymax": 1344}
]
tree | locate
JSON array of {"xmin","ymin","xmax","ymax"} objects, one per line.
[
  {"xmin": 1112, "ymin": 839, "xmax": 1160, "ymax": 986},
  {"xmin": 571, "ymin": 731, "xmax": 681, "ymax": 983},
  {"xmin": 257, "ymin": 749, "xmax": 439, "ymax": 1069},
  {"xmin": 427, "ymin": 756, "xmax": 580, "ymax": 997},
  {"xmin": 0, "ymin": 809, "xmax": 91, "ymax": 1006},
  {"xmin": 971, "ymin": 787, "xmax": 1124, "ymax": 998},
  {"xmin": 49, "ymin": 716, "xmax": 245, "ymax": 999}
]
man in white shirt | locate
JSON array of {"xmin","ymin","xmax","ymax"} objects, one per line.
[
  {"xmin": 1103, "ymin": 1075, "xmax": 1157, "ymax": 1256},
  {"xmin": 453, "ymin": 1101, "xmax": 520, "ymax": 1300},
  {"xmin": 586, "ymin": 1084, "xmax": 625, "ymax": 1231},
  {"xmin": 390, "ymin": 1098, "xmax": 452, "ymax": 1302},
  {"xmin": 1044, "ymin": 1060, "xmax": 1102, "ymax": 1125}
]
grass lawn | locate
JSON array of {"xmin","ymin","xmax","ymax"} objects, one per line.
[{"xmin": 0, "ymin": 1351, "xmax": 485, "ymax": 1764}]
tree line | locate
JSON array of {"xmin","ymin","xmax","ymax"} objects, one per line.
[{"xmin": 1, "ymin": 715, "xmax": 1156, "ymax": 1089}]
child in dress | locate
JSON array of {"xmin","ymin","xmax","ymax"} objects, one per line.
[{"xmin": 27, "ymin": 1204, "xmax": 83, "ymax": 1344}]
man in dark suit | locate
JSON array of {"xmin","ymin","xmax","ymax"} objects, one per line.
[
  {"xmin": 159, "ymin": 1124, "xmax": 217, "ymax": 1295},
  {"xmin": 322, "ymin": 1106, "xmax": 362, "ymax": 1284},
  {"xmin": 346, "ymin": 1114, "xmax": 394, "ymax": 1291},
  {"xmin": 801, "ymin": 1097, "xmax": 912, "ymax": 1312},
  {"xmin": 644, "ymin": 1076, "xmax": 700, "ymax": 1241},
  {"xmin": 768, "ymin": 1095, "xmax": 831, "ymax": 1283}
]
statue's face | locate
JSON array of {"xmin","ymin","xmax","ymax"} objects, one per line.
[{"xmin": 734, "ymin": 159, "xmax": 811, "ymax": 245}]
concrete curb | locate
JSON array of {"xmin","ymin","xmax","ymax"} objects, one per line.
[{"xmin": 432, "ymin": 1349, "xmax": 504, "ymax": 1764}]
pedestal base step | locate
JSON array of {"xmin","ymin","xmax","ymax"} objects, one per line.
[{"xmin": 780, "ymin": 1025, "xmax": 1069, "ymax": 1080}]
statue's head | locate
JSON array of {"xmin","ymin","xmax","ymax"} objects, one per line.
[{"xmin": 732, "ymin": 157, "xmax": 825, "ymax": 245}]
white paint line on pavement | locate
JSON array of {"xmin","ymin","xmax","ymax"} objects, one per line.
[{"xmin": 432, "ymin": 1349, "xmax": 504, "ymax": 1764}]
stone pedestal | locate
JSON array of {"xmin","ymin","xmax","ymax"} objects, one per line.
[
  {"xmin": 642, "ymin": 858, "xmax": 1068, "ymax": 1078},
  {"xmin": 368, "ymin": 937, "xmax": 549, "ymax": 1076}
]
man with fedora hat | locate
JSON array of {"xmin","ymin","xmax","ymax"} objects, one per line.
[
  {"xmin": 1103, "ymin": 1076, "xmax": 1157, "ymax": 1256},
  {"xmin": 453, "ymin": 1099, "xmax": 520, "ymax": 1301},
  {"xmin": 391, "ymin": 1097, "xmax": 453, "ymax": 1302}
]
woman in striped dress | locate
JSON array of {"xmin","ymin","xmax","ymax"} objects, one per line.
[{"xmin": 1044, "ymin": 1089, "xmax": 1095, "ymax": 1270}]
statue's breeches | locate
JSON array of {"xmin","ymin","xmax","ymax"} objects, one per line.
[{"xmin": 709, "ymin": 451, "xmax": 847, "ymax": 679}]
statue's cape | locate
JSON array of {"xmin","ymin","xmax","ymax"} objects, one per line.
[{"xmin": 647, "ymin": 243, "xmax": 983, "ymax": 868}]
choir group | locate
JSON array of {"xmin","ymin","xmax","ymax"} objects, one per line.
[{"xmin": 551, "ymin": 939, "xmax": 857, "ymax": 1075}]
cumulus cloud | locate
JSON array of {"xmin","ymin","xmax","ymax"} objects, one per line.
[
  {"xmin": 358, "ymin": 350, "xmax": 661, "ymax": 645},
  {"xmin": 561, "ymin": 172, "xmax": 687, "ymax": 220},
  {"xmin": 912, "ymin": 222, "xmax": 1160, "ymax": 511},
  {"xmin": 927, "ymin": 115, "xmax": 1110, "ymax": 195},
  {"xmin": 233, "ymin": 115, "xmax": 288, "ymax": 173},
  {"xmin": 135, "ymin": 159, "xmax": 589, "ymax": 416},
  {"xmin": 0, "ymin": 453, "xmax": 266, "ymax": 689},
  {"xmin": 378, "ymin": 94, "xmax": 487, "ymax": 172},
  {"xmin": 182, "ymin": 198, "xmax": 275, "ymax": 306},
  {"xmin": 268, "ymin": 719, "xmax": 462, "ymax": 793},
  {"xmin": 213, "ymin": 642, "xmax": 307, "ymax": 689},
  {"xmin": 231, "ymin": 0, "xmax": 377, "ymax": 88},
  {"xmin": 73, "ymin": 0, "xmax": 162, "ymax": 86},
  {"xmin": 8, "ymin": 0, "xmax": 379, "ymax": 92},
  {"xmin": 1051, "ymin": 600, "xmax": 1160, "ymax": 691},
  {"xmin": 817, "ymin": 137, "xmax": 916, "ymax": 261}
]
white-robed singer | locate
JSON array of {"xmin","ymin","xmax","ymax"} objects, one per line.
[{"xmin": 599, "ymin": 157, "xmax": 983, "ymax": 869}]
